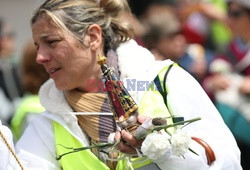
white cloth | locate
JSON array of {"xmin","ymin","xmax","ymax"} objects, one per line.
[
  {"xmin": 0, "ymin": 40, "xmax": 242, "ymax": 170},
  {"xmin": 155, "ymin": 61, "xmax": 241, "ymax": 170}
]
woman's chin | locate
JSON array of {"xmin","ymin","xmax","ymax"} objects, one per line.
[{"xmin": 54, "ymin": 81, "xmax": 70, "ymax": 91}]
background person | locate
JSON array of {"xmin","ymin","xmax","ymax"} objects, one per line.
[
  {"xmin": 0, "ymin": 0, "xmax": 241, "ymax": 169},
  {"xmin": 11, "ymin": 40, "xmax": 49, "ymax": 141},
  {"xmin": 0, "ymin": 17, "xmax": 15, "ymax": 125},
  {"xmin": 142, "ymin": 12, "xmax": 210, "ymax": 83},
  {"xmin": 203, "ymin": 0, "xmax": 250, "ymax": 169},
  {"xmin": 0, "ymin": 18, "xmax": 23, "ymax": 102},
  {"xmin": 0, "ymin": 18, "xmax": 23, "ymax": 125}
]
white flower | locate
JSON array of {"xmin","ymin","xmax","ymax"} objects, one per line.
[
  {"xmin": 141, "ymin": 131, "xmax": 172, "ymax": 162},
  {"xmin": 170, "ymin": 130, "xmax": 191, "ymax": 157},
  {"xmin": 108, "ymin": 132, "xmax": 116, "ymax": 143}
]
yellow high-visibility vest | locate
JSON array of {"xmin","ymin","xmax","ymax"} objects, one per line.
[
  {"xmin": 11, "ymin": 95, "xmax": 45, "ymax": 140},
  {"xmin": 54, "ymin": 64, "xmax": 177, "ymax": 170}
]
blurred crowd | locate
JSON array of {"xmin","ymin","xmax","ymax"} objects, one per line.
[
  {"xmin": 0, "ymin": 17, "xmax": 49, "ymax": 141},
  {"xmin": 0, "ymin": 0, "xmax": 250, "ymax": 169}
]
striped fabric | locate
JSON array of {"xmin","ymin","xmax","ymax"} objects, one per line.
[{"xmin": 65, "ymin": 90, "xmax": 117, "ymax": 143}]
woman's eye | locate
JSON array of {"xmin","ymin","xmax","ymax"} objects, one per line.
[
  {"xmin": 47, "ymin": 39, "xmax": 59, "ymax": 46},
  {"xmin": 34, "ymin": 43, "xmax": 39, "ymax": 50}
]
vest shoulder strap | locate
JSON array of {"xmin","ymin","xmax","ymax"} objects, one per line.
[{"xmin": 153, "ymin": 63, "xmax": 174, "ymax": 112}]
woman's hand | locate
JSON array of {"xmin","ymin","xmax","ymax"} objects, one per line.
[
  {"xmin": 114, "ymin": 115, "xmax": 146, "ymax": 154},
  {"xmin": 114, "ymin": 130, "xmax": 143, "ymax": 154}
]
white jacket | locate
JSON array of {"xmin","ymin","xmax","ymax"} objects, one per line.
[{"xmin": 0, "ymin": 40, "xmax": 242, "ymax": 170}]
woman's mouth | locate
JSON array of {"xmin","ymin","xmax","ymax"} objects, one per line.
[{"xmin": 48, "ymin": 67, "xmax": 61, "ymax": 78}]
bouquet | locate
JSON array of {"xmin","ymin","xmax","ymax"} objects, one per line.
[{"xmin": 56, "ymin": 115, "xmax": 201, "ymax": 164}]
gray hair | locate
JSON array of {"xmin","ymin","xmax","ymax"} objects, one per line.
[{"xmin": 31, "ymin": 0, "xmax": 134, "ymax": 53}]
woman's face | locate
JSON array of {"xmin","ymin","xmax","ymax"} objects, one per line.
[
  {"xmin": 32, "ymin": 16, "xmax": 101, "ymax": 91},
  {"xmin": 228, "ymin": 3, "xmax": 250, "ymax": 41}
]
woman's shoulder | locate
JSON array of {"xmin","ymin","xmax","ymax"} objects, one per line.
[{"xmin": 117, "ymin": 39, "xmax": 155, "ymax": 79}]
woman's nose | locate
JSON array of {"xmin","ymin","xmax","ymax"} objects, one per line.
[{"xmin": 36, "ymin": 49, "xmax": 51, "ymax": 64}]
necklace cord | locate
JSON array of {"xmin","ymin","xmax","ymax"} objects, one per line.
[{"xmin": 0, "ymin": 129, "xmax": 25, "ymax": 170}]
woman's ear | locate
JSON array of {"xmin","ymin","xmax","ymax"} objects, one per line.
[{"xmin": 86, "ymin": 24, "xmax": 103, "ymax": 50}]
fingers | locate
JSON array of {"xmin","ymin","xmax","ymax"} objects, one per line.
[
  {"xmin": 121, "ymin": 130, "xmax": 143, "ymax": 148},
  {"xmin": 114, "ymin": 130, "xmax": 143, "ymax": 154},
  {"xmin": 137, "ymin": 115, "xmax": 148, "ymax": 124},
  {"xmin": 115, "ymin": 131, "xmax": 136, "ymax": 154},
  {"xmin": 117, "ymin": 141, "xmax": 136, "ymax": 154},
  {"xmin": 114, "ymin": 115, "xmax": 149, "ymax": 154},
  {"xmin": 114, "ymin": 130, "xmax": 121, "ymax": 142}
]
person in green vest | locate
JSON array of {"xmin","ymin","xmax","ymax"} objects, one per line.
[
  {"xmin": 0, "ymin": 0, "xmax": 242, "ymax": 169},
  {"xmin": 11, "ymin": 41, "xmax": 49, "ymax": 141}
]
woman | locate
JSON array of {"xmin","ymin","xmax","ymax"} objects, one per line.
[{"xmin": 0, "ymin": 0, "xmax": 241, "ymax": 169}]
